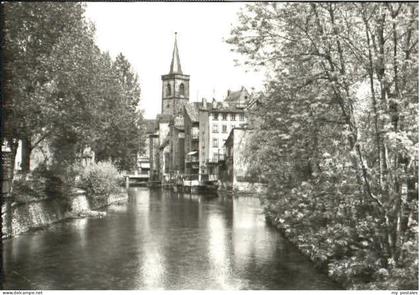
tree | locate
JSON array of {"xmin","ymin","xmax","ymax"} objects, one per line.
[
  {"xmin": 3, "ymin": 2, "xmax": 98, "ymax": 172},
  {"xmin": 4, "ymin": 2, "xmax": 146, "ymax": 182},
  {"xmin": 93, "ymin": 53, "xmax": 145, "ymax": 171},
  {"xmin": 228, "ymin": 2, "xmax": 418, "ymax": 289}
]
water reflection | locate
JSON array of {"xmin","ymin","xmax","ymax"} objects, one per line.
[
  {"xmin": 2, "ymin": 188, "xmax": 341, "ymax": 290},
  {"xmin": 207, "ymin": 212, "xmax": 235, "ymax": 289}
]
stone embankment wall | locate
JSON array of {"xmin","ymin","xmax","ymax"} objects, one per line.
[
  {"xmin": 2, "ymin": 189, "xmax": 128, "ymax": 239},
  {"xmin": 2, "ymin": 198, "xmax": 66, "ymax": 238},
  {"xmin": 88, "ymin": 190, "xmax": 129, "ymax": 210}
]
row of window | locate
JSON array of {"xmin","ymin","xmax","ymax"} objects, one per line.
[
  {"xmin": 212, "ymin": 152, "xmax": 225, "ymax": 160},
  {"xmin": 212, "ymin": 112, "xmax": 245, "ymax": 121},
  {"xmin": 212, "ymin": 124, "xmax": 234, "ymax": 133},
  {"xmin": 212, "ymin": 138, "xmax": 227, "ymax": 148},
  {"xmin": 166, "ymin": 83, "xmax": 185, "ymax": 96}
]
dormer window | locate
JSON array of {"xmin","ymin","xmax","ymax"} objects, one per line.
[
  {"xmin": 179, "ymin": 83, "xmax": 185, "ymax": 96},
  {"xmin": 167, "ymin": 84, "xmax": 171, "ymax": 96}
]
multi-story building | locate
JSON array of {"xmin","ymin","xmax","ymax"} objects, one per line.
[
  {"xmin": 183, "ymin": 102, "xmax": 200, "ymax": 178},
  {"xmin": 198, "ymin": 87, "xmax": 250, "ymax": 181},
  {"xmin": 168, "ymin": 115, "xmax": 185, "ymax": 175}
]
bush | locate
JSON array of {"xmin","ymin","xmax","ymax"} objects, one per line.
[
  {"xmin": 76, "ymin": 161, "xmax": 122, "ymax": 200},
  {"xmin": 31, "ymin": 162, "xmax": 80, "ymax": 199},
  {"xmin": 11, "ymin": 177, "xmax": 46, "ymax": 203}
]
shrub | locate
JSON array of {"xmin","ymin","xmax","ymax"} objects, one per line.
[
  {"xmin": 76, "ymin": 161, "xmax": 121, "ymax": 200},
  {"xmin": 31, "ymin": 162, "xmax": 81, "ymax": 199},
  {"xmin": 11, "ymin": 177, "xmax": 45, "ymax": 203}
]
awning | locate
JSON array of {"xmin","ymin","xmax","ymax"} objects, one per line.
[{"xmin": 187, "ymin": 151, "xmax": 198, "ymax": 156}]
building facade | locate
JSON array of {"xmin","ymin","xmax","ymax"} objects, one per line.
[
  {"xmin": 198, "ymin": 87, "xmax": 250, "ymax": 181},
  {"xmin": 183, "ymin": 103, "xmax": 200, "ymax": 178},
  {"xmin": 168, "ymin": 115, "xmax": 185, "ymax": 175}
]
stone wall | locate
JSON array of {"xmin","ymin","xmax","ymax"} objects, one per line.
[
  {"xmin": 2, "ymin": 198, "xmax": 67, "ymax": 238},
  {"xmin": 2, "ymin": 189, "xmax": 128, "ymax": 239},
  {"xmin": 88, "ymin": 190, "xmax": 128, "ymax": 210}
]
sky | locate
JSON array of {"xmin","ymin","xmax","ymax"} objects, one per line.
[{"xmin": 84, "ymin": 2, "xmax": 265, "ymax": 119}]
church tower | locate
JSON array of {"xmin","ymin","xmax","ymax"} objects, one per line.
[{"xmin": 161, "ymin": 33, "xmax": 190, "ymax": 115}]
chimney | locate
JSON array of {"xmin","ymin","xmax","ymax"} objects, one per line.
[
  {"xmin": 227, "ymin": 90, "xmax": 231, "ymax": 98},
  {"xmin": 202, "ymin": 97, "xmax": 207, "ymax": 109},
  {"xmin": 212, "ymin": 98, "xmax": 217, "ymax": 109}
]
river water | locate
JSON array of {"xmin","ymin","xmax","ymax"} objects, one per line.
[{"xmin": 2, "ymin": 187, "xmax": 340, "ymax": 290}]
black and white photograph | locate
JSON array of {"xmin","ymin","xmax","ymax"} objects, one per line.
[{"xmin": 1, "ymin": 1, "xmax": 418, "ymax": 291}]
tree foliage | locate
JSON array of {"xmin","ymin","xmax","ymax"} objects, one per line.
[
  {"xmin": 93, "ymin": 53, "xmax": 145, "ymax": 171},
  {"xmin": 3, "ymin": 3, "xmax": 144, "ymax": 176},
  {"xmin": 228, "ymin": 2, "xmax": 418, "ymax": 289}
]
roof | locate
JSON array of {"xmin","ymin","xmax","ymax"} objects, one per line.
[
  {"xmin": 224, "ymin": 126, "xmax": 250, "ymax": 147},
  {"xmin": 169, "ymin": 33, "xmax": 182, "ymax": 74},
  {"xmin": 184, "ymin": 102, "xmax": 200, "ymax": 122},
  {"xmin": 199, "ymin": 101, "xmax": 246, "ymax": 113},
  {"xmin": 225, "ymin": 87, "xmax": 250, "ymax": 104},
  {"xmin": 224, "ymin": 128, "xmax": 235, "ymax": 147}
]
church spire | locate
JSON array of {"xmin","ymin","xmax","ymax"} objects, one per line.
[{"xmin": 169, "ymin": 32, "xmax": 182, "ymax": 74}]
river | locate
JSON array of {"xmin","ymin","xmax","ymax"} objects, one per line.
[{"xmin": 2, "ymin": 187, "xmax": 340, "ymax": 290}]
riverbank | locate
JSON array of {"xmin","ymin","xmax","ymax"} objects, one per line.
[
  {"xmin": 2, "ymin": 188, "xmax": 128, "ymax": 239},
  {"xmin": 264, "ymin": 206, "xmax": 418, "ymax": 290}
]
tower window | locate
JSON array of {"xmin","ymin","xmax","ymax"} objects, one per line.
[
  {"xmin": 179, "ymin": 83, "xmax": 185, "ymax": 96},
  {"xmin": 167, "ymin": 84, "xmax": 171, "ymax": 96}
]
